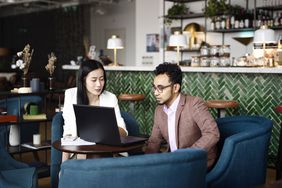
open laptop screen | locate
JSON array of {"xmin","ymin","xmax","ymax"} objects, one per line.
[{"xmin": 73, "ymin": 104, "xmax": 147, "ymax": 146}]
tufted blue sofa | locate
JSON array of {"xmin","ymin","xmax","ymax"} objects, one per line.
[
  {"xmin": 0, "ymin": 142, "xmax": 37, "ymax": 188},
  {"xmin": 58, "ymin": 148, "xmax": 207, "ymax": 188},
  {"xmin": 51, "ymin": 111, "xmax": 142, "ymax": 188},
  {"xmin": 206, "ymin": 115, "xmax": 273, "ymax": 188}
]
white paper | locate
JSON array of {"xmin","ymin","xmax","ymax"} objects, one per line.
[{"xmin": 61, "ymin": 137, "xmax": 96, "ymax": 146}]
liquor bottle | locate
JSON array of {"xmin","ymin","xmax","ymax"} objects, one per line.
[
  {"xmin": 239, "ymin": 20, "xmax": 244, "ymax": 28},
  {"xmin": 234, "ymin": 12, "xmax": 239, "ymax": 29},
  {"xmin": 274, "ymin": 12, "xmax": 279, "ymax": 27},
  {"xmin": 215, "ymin": 16, "xmax": 221, "ymax": 30},
  {"xmin": 210, "ymin": 19, "xmax": 215, "ymax": 31},
  {"xmin": 257, "ymin": 15, "xmax": 262, "ymax": 28},
  {"xmin": 244, "ymin": 10, "xmax": 249, "ymax": 28},
  {"xmin": 221, "ymin": 15, "xmax": 226, "ymax": 29},
  {"xmin": 252, "ymin": 9, "xmax": 256, "ymax": 28},
  {"xmin": 266, "ymin": 10, "xmax": 273, "ymax": 27},
  {"xmin": 278, "ymin": 35, "xmax": 282, "ymax": 49},
  {"xmin": 279, "ymin": 12, "xmax": 282, "ymax": 26},
  {"xmin": 230, "ymin": 15, "xmax": 235, "ymax": 29},
  {"xmin": 226, "ymin": 15, "xmax": 230, "ymax": 30}
]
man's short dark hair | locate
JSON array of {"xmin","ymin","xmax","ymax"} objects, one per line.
[{"xmin": 154, "ymin": 62, "xmax": 182, "ymax": 89}]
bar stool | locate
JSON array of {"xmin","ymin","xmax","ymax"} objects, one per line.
[
  {"xmin": 206, "ymin": 100, "xmax": 239, "ymax": 118},
  {"xmin": 118, "ymin": 94, "xmax": 145, "ymax": 115},
  {"xmin": 274, "ymin": 105, "xmax": 282, "ymax": 180}
]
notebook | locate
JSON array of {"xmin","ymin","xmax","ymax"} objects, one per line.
[{"xmin": 73, "ymin": 104, "xmax": 147, "ymax": 146}]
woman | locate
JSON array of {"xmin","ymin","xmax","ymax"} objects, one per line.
[{"xmin": 62, "ymin": 59, "xmax": 127, "ymax": 160}]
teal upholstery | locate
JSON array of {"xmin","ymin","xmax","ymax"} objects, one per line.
[
  {"xmin": 206, "ymin": 115, "xmax": 273, "ymax": 188},
  {"xmin": 51, "ymin": 112, "xmax": 63, "ymax": 188},
  {"xmin": 51, "ymin": 111, "xmax": 141, "ymax": 188},
  {"xmin": 0, "ymin": 142, "xmax": 37, "ymax": 188},
  {"xmin": 58, "ymin": 148, "xmax": 207, "ymax": 188}
]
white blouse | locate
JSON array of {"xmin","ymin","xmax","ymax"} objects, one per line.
[{"xmin": 62, "ymin": 87, "xmax": 127, "ymax": 137}]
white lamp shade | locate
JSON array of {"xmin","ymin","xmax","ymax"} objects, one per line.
[
  {"xmin": 169, "ymin": 32, "xmax": 187, "ymax": 47},
  {"xmin": 107, "ymin": 35, "xmax": 124, "ymax": 49},
  {"xmin": 254, "ymin": 26, "xmax": 276, "ymax": 43}
]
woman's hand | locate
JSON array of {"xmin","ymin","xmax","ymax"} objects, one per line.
[{"xmin": 118, "ymin": 127, "xmax": 127, "ymax": 137}]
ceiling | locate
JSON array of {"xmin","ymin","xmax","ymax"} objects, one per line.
[{"xmin": 0, "ymin": 0, "xmax": 120, "ymax": 17}]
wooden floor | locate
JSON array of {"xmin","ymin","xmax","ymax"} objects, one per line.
[
  {"xmin": 267, "ymin": 168, "xmax": 278, "ymax": 184},
  {"xmin": 38, "ymin": 177, "xmax": 51, "ymax": 188}
]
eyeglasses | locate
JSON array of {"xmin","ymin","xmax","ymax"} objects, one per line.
[{"xmin": 152, "ymin": 84, "xmax": 173, "ymax": 93}]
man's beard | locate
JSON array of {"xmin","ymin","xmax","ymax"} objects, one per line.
[{"xmin": 157, "ymin": 100, "xmax": 164, "ymax": 105}]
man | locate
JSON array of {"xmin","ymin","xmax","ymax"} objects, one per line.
[{"xmin": 145, "ymin": 62, "xmax": 220, "ymax": 168}]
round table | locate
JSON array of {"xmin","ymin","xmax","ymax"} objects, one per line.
[{"xmin": 52, "ymin": 140, "xmax": 145, "ymax": 158}]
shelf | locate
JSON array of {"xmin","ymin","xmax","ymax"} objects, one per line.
[
  {"xmin": 0, "ymin": 115, "xmax": 17, "ymax": 123},
  {"xmin": 0, "ymin": 89, "xmax": 65, "ymax": 98},
  {"xmin": 166, "ymin": 47, "xmax": 200, "ymax": 52},
  {"xmin": 256, "ymin": 5, "xmax": 282, "ymax": 11},
  {"xmin": 207, "ymin": 25, "xmax": 282, "ymax": 33},
  {"xmin": 165, "ymin": 0, "xmax": 204, "ymax": 2},
  {"xmin": 21, "ymin": 140, "xmax": 51, "ymax": 150},
  {"xmin": 8, "ymin": 140, "xmax": 51, "ymax": 154},
  {"xmin": 181, "ymin": 49, "xmax": 200, "ymax": 52},
  {"xmin": 166, "ymin": 49, "xmax": 199, "ymax": 52},
  {"xmin": 167, "ymin": 13, "xmax": 205, "ymax": 19},
  {"xmin": 0, "ymin": 116, "xmax": 53, "ymax": 126},
  {"xmin": 207, "ymin": 28, "xmax": 255, "ymax": 33},
  {"xmin": 1, "ymin": 91, "xmax": 57, "ymax": 180},
  {"xmin": 271, "ymin": 26, "xmax": 282, "ymax": 30},
  {"xmin": 253, "ymin": 26, "xmax": 282, "ymax": 31}
]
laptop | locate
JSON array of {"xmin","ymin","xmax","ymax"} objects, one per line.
[{"xmin": 73, "ymin": 104, "xmax": 147, "ymax": 146}]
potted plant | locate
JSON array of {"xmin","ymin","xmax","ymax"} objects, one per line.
[
  {"xmin": 15, "ymin": 44, "xmax": 34, "ymax": 87},
  {"xmin": 164, "ymin": 3, "xmax": 189, "ymax": 25},
  {"xmin": 45, "ymin": 52, "xmax": 57, "ymax": 90},
  {"xmin": 204, "ymin": 0, "xmax": 228, "ymax": 18}
]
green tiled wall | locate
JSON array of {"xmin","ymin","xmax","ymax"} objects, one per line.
[{"xmin": 106, "ymin": 71, "xmax": 282, "ymax": 166}]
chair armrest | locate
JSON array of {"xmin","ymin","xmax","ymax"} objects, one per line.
[
  {"xmin": 0, "ymin": 167, "xmax": 37, "ymax": 188},
  {"xmin": 0, "ymin": 148, "xmax": 29, "ymax": 170}
]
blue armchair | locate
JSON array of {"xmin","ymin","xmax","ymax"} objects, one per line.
[
  {"xmin": 206, "ymin": 115, "xmax": 273, "ymax": 188},
  {"xmin": 51, "ymin": 111, "xmax": 142, "ymax": 188},
  {"xmin": 0, "ymin": 143, "xmax": 37, "ymax": 188},
  {"xmin": 58, "ymin": 148, "xmax": 207, "ymax": 188}
]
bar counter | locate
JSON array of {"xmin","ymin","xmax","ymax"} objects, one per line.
[
  {"xmin": 62, "ymin": 64, "xmax": 282, "ymax": 166},
  {"xmin": 63, "ymin": 65, "xmax": 282, "ymax": 74}
]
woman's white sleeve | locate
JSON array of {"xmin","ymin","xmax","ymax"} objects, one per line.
[
  {"xmin": 62, "ymin": 90, "xmax": 77, "ymax": 137},
  {"xmin": 113, "ymin": 96, "xmax": 128, "ymax": 136}
]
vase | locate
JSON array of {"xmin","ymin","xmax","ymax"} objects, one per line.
[
  {"xmin": 9, "ymin": 124, "xmax": 20, "ymax": 146},
  {"xmin": 22, "ymin": 75, "xmax": 28, "ymax": 87},
  {"xmin": 48, "ymin": 76, "xmax": 54, "ymax": 90}
]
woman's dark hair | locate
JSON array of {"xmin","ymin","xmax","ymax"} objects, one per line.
[
  {"xmin": 76, "ymin": 59, "xmax": 106, "ymax": 105},
  {"xmin": 154, "ymin": 62, "xmax": 182, "ymax": 91}
]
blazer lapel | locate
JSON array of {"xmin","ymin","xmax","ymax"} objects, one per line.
[
  {"xmin": 155, "ymin": 106, "xmax": 169, "ymax": 140},
  {"xmin": 160, "ymin": 108, "xmax": 168, "ymax": 139},
  {"xmin": 175, "ymin": 94, "xmax": 186, "ymax": 148}
]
